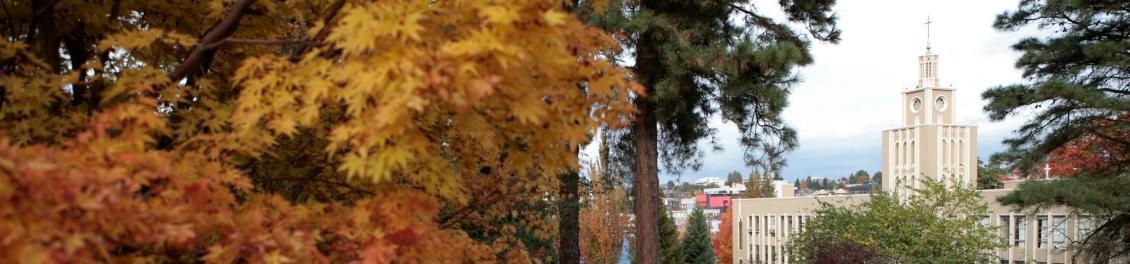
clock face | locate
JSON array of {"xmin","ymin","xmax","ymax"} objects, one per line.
[
  {"xmin": 935, "ymin": 96, "xmax": 947, "ymax": 111},
  {"xmin": 911, "ymin": 97, "xmax": 922, "ymax": 112}
]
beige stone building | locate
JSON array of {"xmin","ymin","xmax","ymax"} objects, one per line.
[{"xmin": 730, "ymin": 46, "xmax": 1097, "ymax": 264}]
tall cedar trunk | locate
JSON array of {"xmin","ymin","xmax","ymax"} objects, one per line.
[
  {"xmin": 632, "ymin": 99, "xmax": 660, "ymax": 263},
  {"xmin": 558, "ymin": 168, "xmax": 580, "ymax": 264},
  {"xmin": 632, "ymin": 2, "xmax": 663, "ymax": 260}
]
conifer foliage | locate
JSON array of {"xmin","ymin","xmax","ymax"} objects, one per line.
[
  {"xmin": 985, "ymin": 0, "xmax": 1130, "ymax": 261},
  {"xmin": 682, "ymin": 208, "xmax": 715, "ymax": 264},
  {"xmin": 574, "ymin": 1, "xmax": 840, "ymax": 260},
  {"xmin": 0, "ymin": 0, "xmax": 639, "ymax": 262}
]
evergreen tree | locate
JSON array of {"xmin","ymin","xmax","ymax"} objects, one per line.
[
  {"xmin": 976, "ymin": 158, "xmax": 1004, "ymax": 190},
  {"xmin": 726, "ymin": 170, "xmax": 743, "ymax": 186},
  {"xmin": 576, "ymin": 1, "xmax": 840, "ymax": 261},
  {"xmin": 682, "ymin": 208, "xmax": 715, "ymax": 264},
  {"xmin": 985, "ymin": 1, "xmax": 1130, "ymax": 261},
  {"xmin": 851, "ymin": 169, "xmax": 870, "ymax": 184},
  {"xmin": 659, "ymin": 206, "xmax": 683, "ymax": 264}
]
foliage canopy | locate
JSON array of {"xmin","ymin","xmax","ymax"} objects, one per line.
[
  {"xmin": 787, "ymin": 180, "xmax": 1002, "ymax": 263},
  {"xmin": 0, "ymin": 0, "xmax": 638, "ymax": 262}
]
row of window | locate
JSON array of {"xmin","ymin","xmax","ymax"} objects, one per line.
[
  {"xmin": 749, "ymin": 244, "xmax": 787, "ymax": 264},
  {"xmin": 738, "ymin": 215, "xmax": 812, "ymax": 264},
  {"xmin": 990, "ymin": 215, "xmax": 1099, "ymax": 250},
  {"xmin": 736, "ymin": 214, "xmax": 1102, "ymax": 263}
]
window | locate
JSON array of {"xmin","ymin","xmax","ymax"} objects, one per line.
[
  {"xmin": 768, "ymin": 216, "xmax": 777, "ymax": 237},
  {"xmin": 780, "ymin": 216, "xmax": 786, "ymax": 236},
  {"xmin": 753, "ymin": 216, "xmax": 759, "ymax": 235},
  {"xmin": 739, "ymin": 218, "xmax": 744, "ymax": 246},
  {"xmin": 999, "ymin": 215, "xmax": 1010, "ymax": 246},
  {"xmin": 787, "ymin": 216, "xmax": 794, "ymax": 236},
  {"xmin": 1015, "ymin": 216, "xmax": 1026, "ymax": 247},
  {"xmin": 1078, "ymin": 215, "xmax": 1096, "ymax": 241},
  {"xmin": 753, "ymin": 245, "xmax": 757, "ymax": 263},
  {"xmin": 1053, "ymin": 215, "xmax": 1067, "ymax": 249},
  {"xmin": 1037, "ymin": 216, "xmax": 1048, "ymax": 248},
  {"xmin": 749, "ymin": 216, "xmax": 754, "ymax": 236},
  {"xmin": 980, "ymin": 215, "xmax": 991, "ymax": 229}
]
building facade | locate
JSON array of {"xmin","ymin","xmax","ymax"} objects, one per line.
[
  {"xmin": 882, "ymin": 48, "xmax": 977, "ymax": 197},
  {"xmin": 731, "ymin": 46, "xmax": 1095, "ymax": 264}
]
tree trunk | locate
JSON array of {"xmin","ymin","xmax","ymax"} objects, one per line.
[
  {"xmin": 632, "ymin": 99, "xmax": 660, "ymax": 264},
  {"xmin": 558, "ymin": 168, "xmax": 580, "ymax": 264},
  {"xmin": 31, "ymin": 0, "xmax": 61, "ymax": 73}
]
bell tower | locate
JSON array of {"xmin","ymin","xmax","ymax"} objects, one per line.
[
  {"xmin": 883, "ymin": 18, "xmax": 977, "ymax": 196},
  {"xmin": 902, "ymin": 17, "xmax": 955, "ymax": 126}
]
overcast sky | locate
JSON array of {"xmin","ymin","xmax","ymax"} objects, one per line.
[{"xmin": 583, "ymin": 0, "xmax": 1041, "ymax": 183}]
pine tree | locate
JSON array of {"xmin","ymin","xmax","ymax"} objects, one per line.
[
  {"xmin": 726, "ymin": 170, "xmax": 743, "ymax": 186},
  {"xmin": 575, "ymin": 1, "xmax": 841, "ymax": 261},
  {"xmin": 985, "ymin": 1, "xmax": 1130, "ymax": 261},
  {"xmin": 659, "ymin": 206, "xmax": 683, "ymax": 264},
  {"xmin": 682, "ymin": 208, "xmax": 715, "ymax": 264}
]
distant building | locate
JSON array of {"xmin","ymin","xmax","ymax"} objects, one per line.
[
  {"xmin": 696, "ymin": 177, "xmax": 724, "ymax": 187},
  {"xmin": 731, "ymin": 39, "xmax": 1091, "ymax": 264},
  {"xmin": 704, "ymin": 183, "xmax": 747, "ymax": 195},
  {"xmin": 770, "ymin": 180, "xmax": 794, "ymax": 198},
  {"xmin": 664, "ymin": 196, "xmax": 697, "ymax": 229}
]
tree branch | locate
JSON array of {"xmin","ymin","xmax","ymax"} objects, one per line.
[
  {"xmin": 291, "ymin": 0, "xmax": 347, "ymax": 61},
  {"xmin": 197, "ymin": 37, "xmax": 311, "ymax": 51},
  {"xmin": 168, "ymin": 0, "xmax": 257, "ymax": 81}
]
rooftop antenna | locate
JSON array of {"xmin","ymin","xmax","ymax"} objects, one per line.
[{"xmin": 925, "ymin": 16, "xmax": 933, "ymax": 52}]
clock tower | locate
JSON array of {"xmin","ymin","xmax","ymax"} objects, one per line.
[{"xmin": 881, "ymin": 20, "xmax": 977, "ymax": 196}]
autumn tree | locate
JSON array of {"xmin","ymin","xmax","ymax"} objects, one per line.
[
  {"xmin": 0, "ymin": 0, "xmax": 639, "ymax": 262},
  {"xmin": 744, "ymin": 170, "xmax": 775, "ymax": 198},
  {"xmin": 985, "ymin": 0, "xmax": 1130, "ymax": 260},
  {"xmin": 573, "ymin": 1, "xmax": 840, "ymax": 261},
  {"xmin": 712, "ymin": 208, "xmax": 734, "ymax": 264},
  {"xmin": 579, "ymin": 158, "xmax": 630, "ymax": 264}
]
